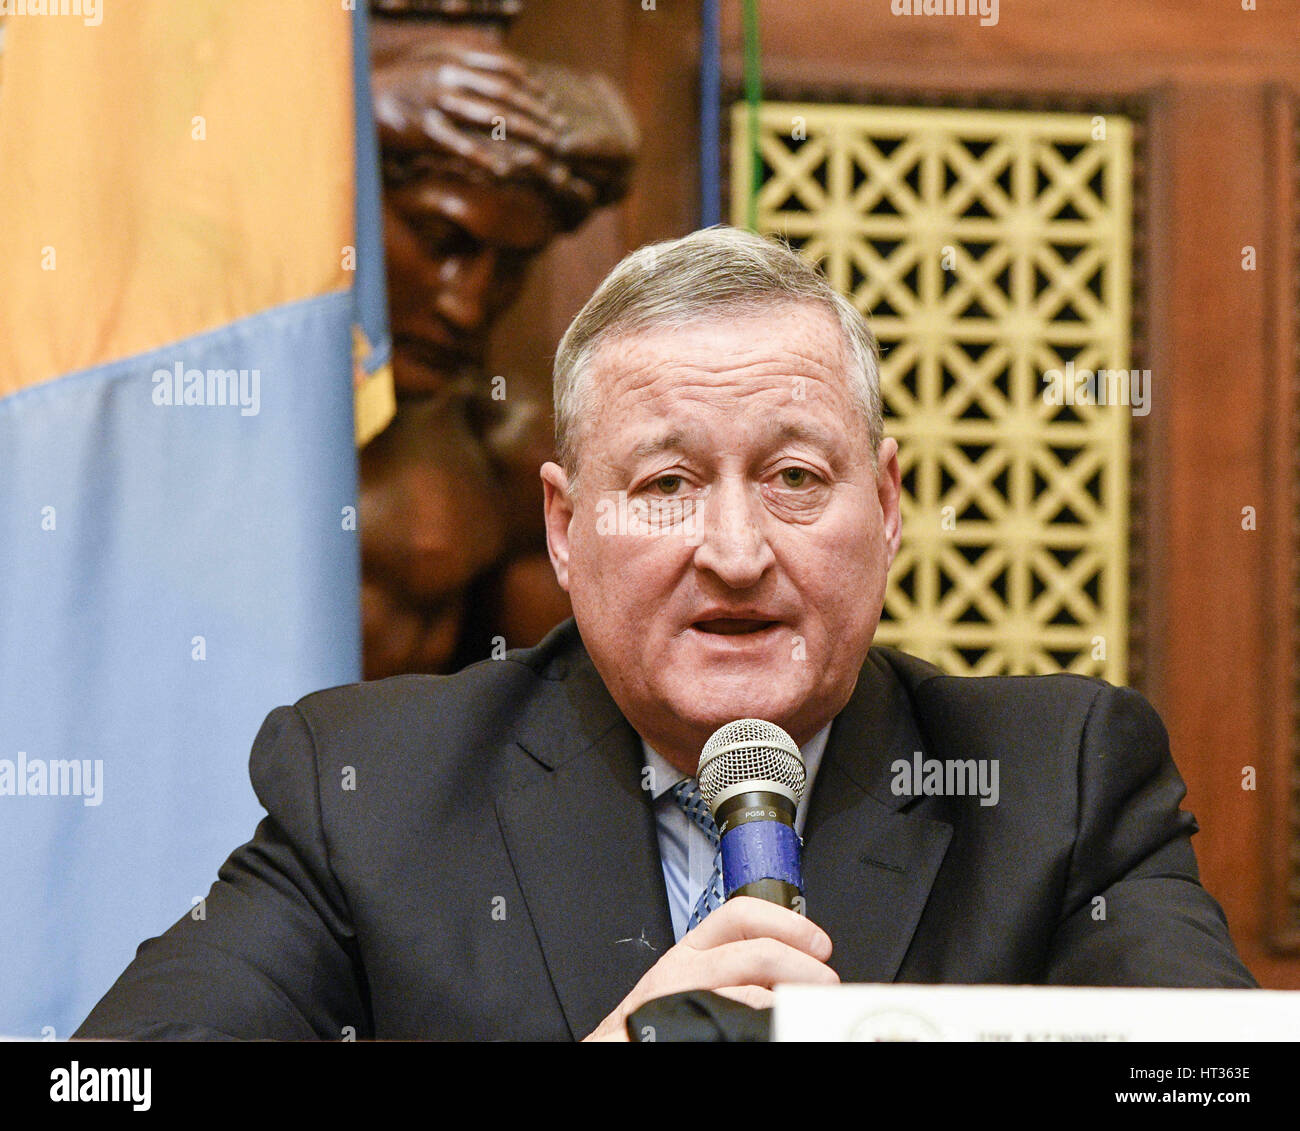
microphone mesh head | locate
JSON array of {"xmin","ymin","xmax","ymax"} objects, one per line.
[{"xmin": 697, "ymin": 718, "xmax": 806, "ymax": 808}]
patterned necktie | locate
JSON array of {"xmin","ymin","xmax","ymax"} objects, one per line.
[{"xmin": 671, "ymin": 777, "xmax": 725, "ymax": 930}]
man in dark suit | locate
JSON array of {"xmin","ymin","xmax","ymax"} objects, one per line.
[{"xmin": 76, "ymin": 227, "xmax": 1255, "ymax": 1042}]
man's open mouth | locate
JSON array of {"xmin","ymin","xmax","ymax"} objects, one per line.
[{"xmin": 692, "ymin": 619, "xmax": 779, "ymax": 636}]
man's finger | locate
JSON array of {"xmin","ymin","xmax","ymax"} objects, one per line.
[
  {"xmin": 683, "ymin": 937, "xmax": 840, "ymax": 992},
  {"xmin": 683, "ymin": 896, "xmax": 833, "ymax": 962}
]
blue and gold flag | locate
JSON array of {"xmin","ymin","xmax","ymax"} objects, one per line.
[{"xmin": 0, "ymin": 0, "xmax": 392, "ymax": 1036}]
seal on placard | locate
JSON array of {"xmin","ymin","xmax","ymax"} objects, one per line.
[{"xmin": 848, "ymin": 1009, "xmax": 943, "ymax": 1042}]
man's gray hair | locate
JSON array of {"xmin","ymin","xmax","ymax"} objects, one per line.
[{"xmin": 552, "ymin": 225, "xmax": 883, "ymax": 485}]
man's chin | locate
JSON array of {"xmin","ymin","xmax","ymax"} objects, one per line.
[{"xmin": 658, "ymin": 679, "xmax": 807, "ymax": 740}]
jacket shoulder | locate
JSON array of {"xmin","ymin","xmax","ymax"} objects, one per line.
[
  {"xmin": 284, "ymin": 618, "xmax": 586, "ymax": 756},
  {"xmin": 870, "ymin": 644, "xmax": 1122, "ymax": 717},
  {"xmin": 864, "ymin": 645, "xmax": 1165, "ymax": 771}
]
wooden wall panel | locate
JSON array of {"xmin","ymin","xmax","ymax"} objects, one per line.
[
  {"xmin": 722, "ymin": 0, "xmax": 1300, "ymax": 93},
  {"xmin": 489, "ymin": 3, "xmax": 702, "ymax": 399},
  {"xmin": 1260, "ymin": 85, "xmax": 1299, "ymax": 962},
  {"xmin": 1148, "ymin": 85, "xmax": 1276, "ymax": 967}
]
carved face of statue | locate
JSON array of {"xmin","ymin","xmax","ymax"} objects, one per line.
[{"xmin": 384, "ymin": 172, "xmax": 557, "ymax": 393}]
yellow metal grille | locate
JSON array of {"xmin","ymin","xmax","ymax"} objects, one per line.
[{"xmin": 733, "ymin": 102, "xmax": 1132, "ymax": 680}]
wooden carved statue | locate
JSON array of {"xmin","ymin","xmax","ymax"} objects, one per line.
[{"xmin": 361, "ymin": 0, "xmax": 638, "ymax": 678}]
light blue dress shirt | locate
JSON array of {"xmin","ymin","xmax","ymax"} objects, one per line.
[{"xmin": 641, "ymin": 724, "xmax": 831, "ymax": 942}]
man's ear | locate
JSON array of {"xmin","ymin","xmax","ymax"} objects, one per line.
[
  {"xmin": 876, "ymin": 437, "xmax": 903, "ymax": 567},
  {"xmin": 541, "ymin": 461, "xmax": 574, "ymax": 592}
]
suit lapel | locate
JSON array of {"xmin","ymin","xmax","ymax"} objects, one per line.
[
  {"xmin": 495, "ymin": 626, "xmax": 955, "ymax": 1033},
  {"xmin": 495, "ymin": 640, "xmax": 674, "ymax": 1040},
  {"xmin": 802, "ymin": 651, "xmax": 953, "ymax": 983}
]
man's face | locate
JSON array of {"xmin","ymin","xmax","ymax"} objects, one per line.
[{"xmin": 541, "ymin": 302, "xmax": 902, "ymax": 770}]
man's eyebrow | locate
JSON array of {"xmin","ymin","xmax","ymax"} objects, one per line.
[
  {"xmin": 763, "ymin": 419, "xmax": 843, "ymax": 450},
  {"xmin": 630, "ymin": 430, "xmax": 696, "ymax": 460},
  {"xmin": 627, "ymin": 420, "xmax": 847, "ymax": 462}
]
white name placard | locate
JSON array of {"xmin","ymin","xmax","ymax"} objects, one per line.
[{"xmin": 772, "ymin": 984, "xmax": 1300, "ymax": 1041}]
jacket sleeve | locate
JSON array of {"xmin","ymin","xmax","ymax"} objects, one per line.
[
  {"xmin": 73, "ymin": 705, "xmax": 370, "ymax": 1040},
  {"xmin": 1043, "ymin": 684, "xmax": 1257, "ymax": 987}
]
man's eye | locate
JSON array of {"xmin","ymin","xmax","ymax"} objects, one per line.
[
  {"xmin": 779, "ymin": 467, "xmax": 814, "ymax": 489},
  {"xmin": 653, "ymin": 475, "xmax": 683, "ymax": 495}
]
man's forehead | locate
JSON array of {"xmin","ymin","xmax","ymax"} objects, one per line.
[
  {"xmin": 572, "ymin": 303, "xmax": 873, "ymax": 470},
  {"xmin": 590, "ymin": 304, "xmax": 852, "ymax": 390}
]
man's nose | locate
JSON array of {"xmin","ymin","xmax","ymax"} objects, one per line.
[
  {"xmin": 691, "ymin": 480, "xmax": 775, "ymax": 588},
  {"xmin": 434, "ymin": 250, "xmax": 496, "ymax": 332}
]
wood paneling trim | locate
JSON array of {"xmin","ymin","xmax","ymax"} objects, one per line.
[
  {"xmin": 721, "ymin": 1, "xmax": 1300, "ymax": 94},
  {"xmin": 1263, "ymin": 85, "xmax": 1300, "ymax": 952},
  {"xmin": 1154, "ymin": 85, "xmax": 1273, "ymax": 956}
]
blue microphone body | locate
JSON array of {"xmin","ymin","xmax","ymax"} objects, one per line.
[{"xmin": 697, "ymin": 720, "xmax": 807, "ymax": 910}]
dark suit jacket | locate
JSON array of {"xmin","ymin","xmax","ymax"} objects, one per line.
[{"xmin": 74, "ymin": 618, "xmax": 1256, "ymax": 1040}]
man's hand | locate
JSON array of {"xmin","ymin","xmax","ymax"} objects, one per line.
[{"xmin": 582, "ymin": 897, "xmax": 838, "ymax": 1042}]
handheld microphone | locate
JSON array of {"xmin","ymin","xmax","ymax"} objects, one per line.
[{"xmin": 697, "ymin": 719, "xmax": 807, "ymax": 911}]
